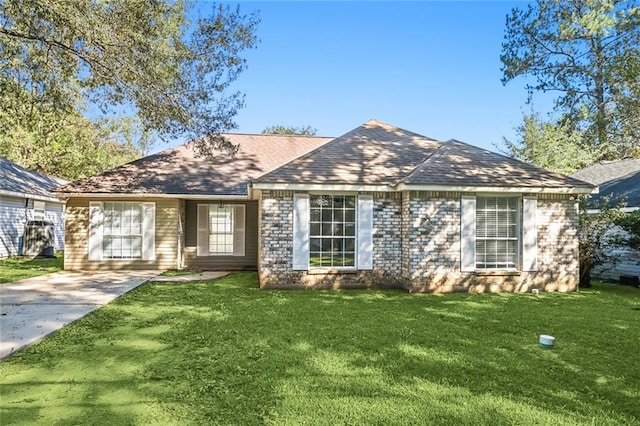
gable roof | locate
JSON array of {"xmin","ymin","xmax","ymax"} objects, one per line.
[
  {"xmin": 570, "ymin": 158, "xmax": 640, "ymax": 207},
  {"xmin": 54, "ymin": 134, "xmax": 332, "ymax": 196},
  {"xmin": 0, "ymin": 157, "xmax": 67, "ymax": 202},
  {"xmin": 404, "ymin": 139, "xmax": 592, "ymax": 188},
  {"xmin": 256, "ymin": 120, "xmax": 442, "ymax": 185},
  {"xmin": 254, "ymin": 120, "xmax": 595, "ymax": 193}
]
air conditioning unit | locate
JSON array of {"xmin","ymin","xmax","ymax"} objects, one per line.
[{"xmin": 22, "ymin": 220, "xmax": 55, "ymax": 258}]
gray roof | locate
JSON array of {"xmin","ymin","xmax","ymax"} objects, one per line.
[
  {"xmin": 0, "ymin": 157, "xmax": 67, "ymax": 200},
  {"xmin": 55, "ymin": 134, "xmax": 332, "ymax": 195},
  {"xmin": 405, "ymin": 139, "xmax": 592, "ymax": 188},
  {"xmin": 256, "ymin": 120, "xmax": 442, "ymax": 185},
  {"xmin": 256, "ymin": 120, "xmax": 595, "ymax": 190},
  {"xmin": 571, "ymin": 158, "xmax": 640, "ymax": 207}
]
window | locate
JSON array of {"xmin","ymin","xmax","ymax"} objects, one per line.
[
  {"xmin": 475, "ymin": 196, "xmax": 518, "ymax": 269},
  {"xmin": 309, "ymin": 195, "xmax": 356, "ymax": 268},
  {"xmin": 209, "ymin": 205, "xmax": 234, "ymax": 254},
  {"xmin": 33, "ymin": 200, "xmax": 45, "ymax": 220},
  {"xmin": 196, "ymin": 204, "xmax": 245, "ymax": 257},
  {"xmin": 102, "ymin": 202, "xmax": 143, "ymax": 259}
]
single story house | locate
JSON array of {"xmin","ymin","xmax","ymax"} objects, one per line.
[
  {"xmin": 55, "ymin": 120, "xmax": 596, "ymax": 292},
  {"xmin": 0, "ymin": 157, "xmax": 67, "ymax": 258},
  {"xmin": 571, "ymin": 158, "xmax": 640, "ymax": 282}
]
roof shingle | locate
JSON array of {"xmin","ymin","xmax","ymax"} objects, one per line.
[
  {"xmin": 256, "ymin": 120, "xmax": 442, "ymax": 185},
  {"xmin": 55, "ymin": 134, "xmax": 332, "ymax": 195},
  {"xmin": 0, "ymin": 157, "xmax": 67, "ymax": 199}
]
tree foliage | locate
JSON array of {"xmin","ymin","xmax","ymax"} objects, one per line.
[
  {"xmin": 0, "ymin": 0, "xmax": 260, "ymax": 161},
  {"xmin": 0, "ymin": 84, "xmax": 141, "ymax": 180},
  {"xmin": 261, "ymin": 125, "xmax": 318, "ymax": 136},
  {"xmin": 614, "ymin": 209, "xmax": 640, "ymax": 249},
  {"xmin": 501, "ymin": 113, "xmax": 595, "ymax": 174},
  {"xmin": 501, "ymin": 0, "xmax": 640, "ymax": 160},
  {"xmin": 578, "ymin": 196, "xmax": 629, "ymax": 287}
]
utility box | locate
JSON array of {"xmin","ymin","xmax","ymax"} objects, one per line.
[{"xmin": 22, "ymin": 220, "xmax": 55, "ymax": 258}]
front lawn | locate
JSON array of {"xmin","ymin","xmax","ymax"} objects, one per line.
[
  {"xmin": 0, "ymin": 252, "xmax": 63, "ymax": 284},
  {"xmin": 1, "ymin": 273, "xmax": 638, "ymax": 425}
]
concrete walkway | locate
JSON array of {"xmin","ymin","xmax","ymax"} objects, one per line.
[{"xmin": 0, "ymin": 270, "xmax": 160, "ymax": 360}]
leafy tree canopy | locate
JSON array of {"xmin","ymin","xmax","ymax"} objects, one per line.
[
  {"xmin": 261, "ymin": 125, "xmax": 318, "ymax": 136},
  {"xmin": 0, "ymin": 0, "xmax": 260, "ymax": 171},
  {"xmin": 500, "ymin": 113, "xmax": 596, "ymax": 174},
  {"xmin": 501, "ymin": 0, "xmax": 640, "ymax": 160}
]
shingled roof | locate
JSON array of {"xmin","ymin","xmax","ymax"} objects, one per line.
[
  {"xmin": 55, "ymin": 134, "xmax": 332, "ymax": 196},
  {"xmin": 404, "ymin": 139, "xmax": 592, "ymax": 188},
  {"xmin": 256, "ymin": 120, "xmax": 442, "ymax": 185},
  {"xmin": 571, "ymin": 158, "xmax": 640, "ymax": 207},
  {"xmin": 0, "ymin": 157, "xmax": 67, "ymax": 201},
  {"xmin": 255, "ymin": 120, "xmax": 595, "ymax": 191}
]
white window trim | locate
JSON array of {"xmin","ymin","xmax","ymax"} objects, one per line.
[
  {"xmin": 308, "ymin": 193, "xmax": 358, "ymax": 271},
  {"xmin": 196, "ymin": 203, "xmax": 245, "ymax": 257},
  {"xmin": 461, "ymin": 194, "xmax": 536, "ymax": 273},
  {"xmin": 475, "ymin": 194, "xmax": 521, "ymax": 271},
  {"xmin": 293, "ymin": 192, "xmax": 373, "ymax": 272},
  {"xmin": 88, "ymin": 201, "xmax": 155, "ymax": 261}
]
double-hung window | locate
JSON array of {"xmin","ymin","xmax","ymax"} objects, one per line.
[
  {"xmin": 103, "ymin": 202, "xmax": 143, "ymax": 259},
  {"xmin": 460, "ymin": 195, "xmax": 537, "ymax": 272},
  {"xmin": 292, "ymin": 193, "xmax": 373, "ymax": 271},
  {"xmin": 197, "ymin": 204, "xmax": 245, "ymax": 257},
  {"xmin": 475, "ymin": 196, "xmax": 518, "ymax": 269},
  {"xmin": 309, "ymin": 195, "xmax": 356, "ymax": 267},
  {"xmin": 88, "ymin": 201, "xmax": 155, "ymax": 261}
]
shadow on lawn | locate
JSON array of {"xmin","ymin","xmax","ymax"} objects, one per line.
[{"xmin": 1, "ymin": 273, "xmax": 638, "ymax": 424}]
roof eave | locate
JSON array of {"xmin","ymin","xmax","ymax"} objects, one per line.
[
  {"xmin": 53, "ymin": 192, "xmax": 250, "ymax": 200},
  {"xmin": 0, "ymin": 189, "xmax": 65, "ymax": 203},
  {"xmin": 396, "ymin": 183, "xmax": 598, "ymax": 194},
  {"xmin": 252, "ymin": 182, "xmax": 394, "ymax": 192}
]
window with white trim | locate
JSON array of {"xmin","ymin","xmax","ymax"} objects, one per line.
[
  {"xmin": 209, "ymin": 205, "xmax": 234, "ymax": 254},
  {"xmin": 103, "ymin": 202, "xmax": 143, "ymax": 259},
  {"xmin": 33, "ymin": 200, "xmax": 45, "ymax": 220},
  {"xmin": 309, "ymin": 195, "xmax": 356, "ymax": 268},
  {"xmin": 475, "ymin": 196, "xmax": 518, "ymax": 269},
  {"xmin": 196, "ymin": 204, "xmax": 245, "ymax": 257}
]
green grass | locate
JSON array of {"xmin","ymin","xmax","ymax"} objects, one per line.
[
  {"xmin": 160, "ymin": 269, "xmax": 202, "ymax": 277},
  {"xmin": 1, "ymin": 274, "xmax": 639, "ymax": 425},
  {"xmin": 0, "ymin": 252, "xmax": 63, "ymax": 284}
]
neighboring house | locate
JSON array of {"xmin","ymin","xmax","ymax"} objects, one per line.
[
  {"xmin": 571, "ymin": 158, "xmax": 640, "ymax": 282},
  {"xmin": 55, "ymin": 120, "xmax": 596, "ymax": 292},
  {"xmin": 0, "ymin": 157, "xmax": 67, "ymax": 258}
]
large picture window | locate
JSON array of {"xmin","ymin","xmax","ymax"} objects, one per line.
[
  {"xmin": 103, "ymin": 202, "xmax": 142, "ymax": 259},
  {"xmin": 475, "ymin": 196, "xmax": 518, "ymax": 269},
  {"xmin": 309, "ymin": 195, "xmax": 356, "ymax": 268}
]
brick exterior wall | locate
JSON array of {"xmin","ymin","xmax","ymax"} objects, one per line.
[
  {"xmin": 259, "ymin": 190, "xmax": 580, "ymax": 293},
  {"xmin": 406, "ymin": 192, "xmax": 579, "ymax": 293}
]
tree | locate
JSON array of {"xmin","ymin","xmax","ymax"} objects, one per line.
[
  {"xmin": 578, "ymin": 196, "xmax": 628, "ymax": 288},
  {"xmin": 262, "ymin": 125, "xmax": 318, "ymax": 136},
  {"xmin": 501, "ymin": 0, "xmax": 640, "ymax": 160},
  {"xmin": 0, "ymin": 0, "xmax": 260, "ymax": 158},
  {"xmin": 501, "ymin": 113, "xmax": 595, "ymax": 174}
]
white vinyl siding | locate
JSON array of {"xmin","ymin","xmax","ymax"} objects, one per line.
[{"xmin": 196, "ymin": 204, "xmax": 245, "ymax": 257}]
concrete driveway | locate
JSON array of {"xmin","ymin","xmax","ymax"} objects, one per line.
[{"xmin": 0, "ymin": 270, "xmax": 161, "ymax": 360}]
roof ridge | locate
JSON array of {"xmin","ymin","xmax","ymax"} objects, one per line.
[
  {"xmin": 400, "ymin": 141, "xmax": 449, "ymax": 184},
  {"xmin": 224, "ymin": 132, "xmax": 334, "ymax": 139}
]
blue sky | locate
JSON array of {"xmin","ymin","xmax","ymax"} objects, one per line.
[{"xmin": 175, "ymin": 1, "xmax": 553, "ymax": 153}]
